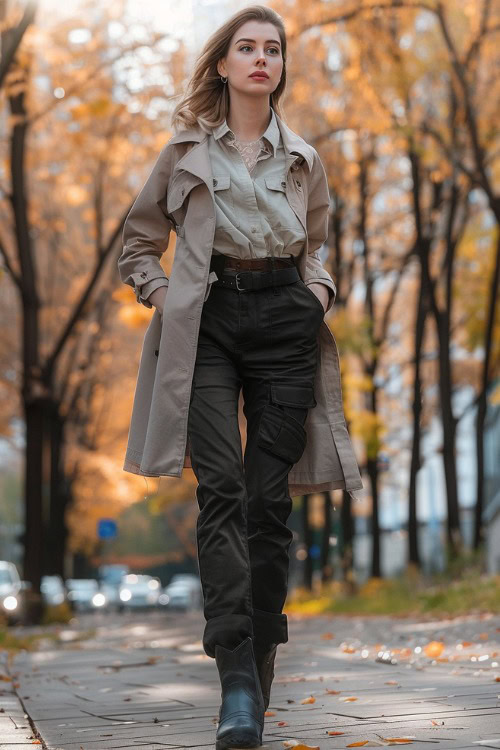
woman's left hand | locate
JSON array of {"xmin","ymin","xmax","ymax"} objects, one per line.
[{"xmin": 307, "ymin": 282, "xmax": 329, "ymax": 313}]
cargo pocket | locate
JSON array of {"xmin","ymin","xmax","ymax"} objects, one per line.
[
  {"xmin": 257, "ymin": 382, "xmax": 317, "ymax": 465},
  {"xmin": 270, "ymin": 382, "xmax": 317, "ymax": 410},
  {"xmin": 257, "ymin": 404, "xmax": 307, "ymax": 464}
]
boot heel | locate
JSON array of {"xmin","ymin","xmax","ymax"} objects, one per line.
[{"xmin": 214, "ymin": 636, "xmax": 264, "ymax": 749}]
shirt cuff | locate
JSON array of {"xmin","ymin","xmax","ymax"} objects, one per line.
[
  {"xmin": 304, "ymin": 279, "xmax": 336, "ymax": 313},
  {"xmin": 139, "ymin": 278, "xmax": 169, "ymax": 307}
]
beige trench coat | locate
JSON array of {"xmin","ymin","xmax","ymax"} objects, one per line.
[{"xmin": 118, "ymin": 111, "xmax": 363, "ymax": 499}]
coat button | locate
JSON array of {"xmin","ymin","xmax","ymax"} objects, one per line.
[
  {"xmin": 213, "ymin": 178, "xmax": 218, "ymax": 187},
  {"xmin": 181, "ymin": 188, "xmax": 185, "ymax": 196},
  {"xmin": 140, "ymin": 272, "xmax": 147, "ymax": 278},
  {"xmin": 296, "ymin": 180, "xmax": 301, "ymax": 188},
  {"xmin": 281, "ymin": 180, "xmax": 286, "ymax": 188}
]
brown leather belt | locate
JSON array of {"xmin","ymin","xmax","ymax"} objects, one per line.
[{"xmin": 211, "ymin": 255, "xmax": 295, "ymax": 273}]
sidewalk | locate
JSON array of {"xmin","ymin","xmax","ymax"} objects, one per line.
[{"xmin": 1, "ymin": 609, "xmax": 499, "ymax": 749}]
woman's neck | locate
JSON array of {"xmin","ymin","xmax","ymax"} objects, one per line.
[{"xmin": 226, "ymin": 103, "xmax": 271, "ymax": 143}]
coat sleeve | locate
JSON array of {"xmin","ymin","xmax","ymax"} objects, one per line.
[
  {"xmin": 304, "ymin": 148, "xmax": 337, "ymax": 313},
  {"xmin": 117, "ymin": 141, "xmax": 175, "ymax": 308}
]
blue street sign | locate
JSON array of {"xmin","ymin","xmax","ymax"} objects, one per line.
[
  {"xmin": 309, "ymin": 544, "xmax": 321, "ymax": 559},
  {"xmin": 97, "ymin": 519, "xmax": 117, "ymax": 540}
]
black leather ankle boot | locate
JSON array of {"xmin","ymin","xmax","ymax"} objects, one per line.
[
  {"xmin": 214, "ymin": 636, "xmax": 264, "ymax": 749},
  {"xmin": 253, "ymin": 642, "xmax": 278, "ymax": 711}
]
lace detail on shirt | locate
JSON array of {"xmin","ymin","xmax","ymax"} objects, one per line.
[{"xmin": 230, "ymin": 137, "xmax": 267, "ymax": 174}]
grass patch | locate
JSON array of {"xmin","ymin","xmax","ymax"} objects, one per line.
[
  {"xmin": 0, "ymin": 628, "xmax": 60, "ymax": 653},
  {"xmin": 286, "ymin": 569, "xmax": 500, "ymax": 617},
  {"xmin": 41, "ymin": 602, "xmax": 74, "ymax": 625}
]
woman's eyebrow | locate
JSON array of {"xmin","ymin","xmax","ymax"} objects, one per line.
[{"xmin": 235, "ymin": 38, "xmax": 281, "ymax": 46}]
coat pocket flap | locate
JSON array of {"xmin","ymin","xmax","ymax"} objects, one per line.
[
  {"xmin": 265, "ymin": 176, "xmax": 287, "ymax": 192},
  {"xmin": 167, "ymin": 172, "xmax": 204, "ymax": 213},
  {"xmin": 271, "ymin": 382, "xmax": 317, "ymax": 408}
]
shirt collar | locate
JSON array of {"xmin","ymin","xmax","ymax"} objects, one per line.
[{"xmin": 212, "ymin": 107, "xmax": 280, "ymax": 157}]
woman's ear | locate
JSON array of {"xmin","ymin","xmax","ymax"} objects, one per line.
[{"xmin": 217, "ymin": 58, "xmax": 226, "ymax": 77}]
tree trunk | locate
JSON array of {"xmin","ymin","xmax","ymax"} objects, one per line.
[
  {"xmin": 367, "ymin": 456, "xmax": 380, "ymax": 578},
  {"xmin": 474, "ymin": 230, "xmax": 500, "ymax": 549},
  {"xmin": 340, "ymin": 490, "xmax": 355, "ymax": 593},
  {"xmin": 47, "ymin": 405, "xmax": 70, "ymax": 577},
  {"xmin": 408, "ymin": 272, "xmax": 427, "ymax": 568},
  {"xmin": 320, "ymin": 491, "xmax": 333, "ymax": 582},
  {"xmin": 301, "ymin": 494, "xmax": 313, "ymax": 590}
]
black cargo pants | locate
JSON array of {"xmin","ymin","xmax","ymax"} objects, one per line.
[{"xmin": 187, "ymin": 267, "xmax": 325, "ymax": 658}]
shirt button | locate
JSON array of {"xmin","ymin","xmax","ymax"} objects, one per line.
[
  {"xmin": 281, "ymin": 180, "xmax": 286, "ymax": 188},
  {"xmin": 213, "ymin": 178, "xmax": 218, "ymax": 187}
]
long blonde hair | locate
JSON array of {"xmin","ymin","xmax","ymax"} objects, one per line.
[{"xmin": 171, "ymin": 5, "xmax": 287, "ymax": 134}]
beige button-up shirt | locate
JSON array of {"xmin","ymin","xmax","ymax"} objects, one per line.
[{"xmin": 209, "ymin": 107, "xmax": 305, "ymax": 261}]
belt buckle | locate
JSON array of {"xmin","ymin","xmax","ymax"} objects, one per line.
[{"xmin": 235, "ymin": 272, "xmax": 245, "ymax": 291}]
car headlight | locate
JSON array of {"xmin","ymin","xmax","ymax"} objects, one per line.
[
  {"xmin": 92, "ymin": 593, "xmax": 106, "ymax": 607},
  {"xmin": 3, "ymin": 596, "xmax": 18, "ymax": 611},
  {"xmin": 119, "ymin": 589, "xmax": 131, "ymax": 602}
]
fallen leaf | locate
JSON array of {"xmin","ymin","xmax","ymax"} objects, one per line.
[
  {"xmin": 321, "ymin": 632, "xmax": 334, "ymax": 639},
  {"xmin": 341, "ymin": 696, "xmax": 359, "ymax": 701},
  {"xmin": 343, "ymin": 646, "xmax": 357, "ymax": 653},
  {"xmin": 424, "ymin": 641, "xmax": 445, "ymax": 658},
  {"xmin": 300, "ymin": 696, "xmax": 316, "ymax": 704},
  {"xmin": 379, "ymin": 739, "xmax": 414, "ymax": 744},
  {"xmin": 326, "ymin": 688, "xmax": 342, "ymax": 694},
  {"xmin": 278, "ymin": 720, "xmax": 289, "ymax": 726},
  {"xmin": 328, "ymin": 730, "xmax": 345, "ymax": 735},
  {"xmin": 265, "ymin": 710, "xmax": 276, "ymax": 716},
  {"xmin": 385, "ymin": 680, "xmax": 399, "ymax": 685},
  {"xmin": 283, "ymin": 744, "xmax": 320, "ymax": 750}
]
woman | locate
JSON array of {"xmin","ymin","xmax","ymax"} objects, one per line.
[{"xmin": 118, "ymin": 5, "xmax": 363, "ymax": 748}]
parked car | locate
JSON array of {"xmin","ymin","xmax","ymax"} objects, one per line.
[
  {"xmin": 0, "ymin": 561, "xmax": 27, "ymax": 624},
  {"xmin": 98, "ymin": 565, "xmax": 129, "ymax": 612},
  {"xmin": 66, "ymin": 578, "xmax": 106, "ymax": 613},
  {"xmin": 118, "ymin": 574, "xmax": 161, "ymax": 611},
  {"xmin": 41, "ymin": 575, "xmax": 66, "ymax": 607},
  {"xmin": 162, "ymin": 574, "xmax": 202, "ymax": 611}
]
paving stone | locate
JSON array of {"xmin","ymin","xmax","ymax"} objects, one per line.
[{"xmin": 1, "ymin": 610, "xmax": 499, "ymax": 749}]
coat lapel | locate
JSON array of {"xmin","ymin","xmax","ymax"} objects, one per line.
[{"xmin": 167, "ymin": 110, "xmax": 314, "ymax": 181}]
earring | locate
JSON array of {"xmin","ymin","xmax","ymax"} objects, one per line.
[{"xmin": 220, "ymin": 75, "xmax": 227, "ymax": 84}]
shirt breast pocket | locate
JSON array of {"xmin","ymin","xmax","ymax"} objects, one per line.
[
  {"xmin": 212, "ymin": 172, "xmax": 241, "ymax": 229},
  {"xmin": 264, "ymin": 175, "xmax": 290, "ymax": 228}
]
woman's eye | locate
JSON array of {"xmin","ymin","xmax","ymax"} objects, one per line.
[{"xmin": 239, "ymin": 45, "xmax": 279, "ymax": 54}]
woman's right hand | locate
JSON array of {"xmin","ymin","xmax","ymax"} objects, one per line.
[{"xmin": 148, "ymin": 287, "xmax": 167, "ymax": 317}]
